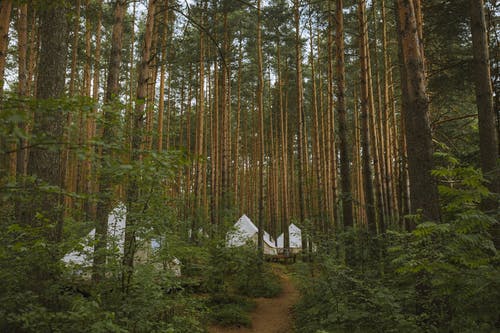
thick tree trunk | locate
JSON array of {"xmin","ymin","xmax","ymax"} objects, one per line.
[
  {"xmin": 396, "ymin": 0, "xmax": 440, "ymax": 225},
  {"xmin": 27, "ymin": 1, "xmax": 68, "ymax": 241}
]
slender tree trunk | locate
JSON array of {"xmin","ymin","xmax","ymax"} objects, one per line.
[
  {"xmin": 0, "ymin": 0, "xmax": 12, "ymax": 97},
  {"xmin": 294, "ymin": 0, "xmax": 306, "ymax": 248},
  {"xmin": 92, "ymin": 0, "xmax": 126, "ymax": 284},
  {"xmin": 381, "ymin": 0, "xmax": 398, "ymax": 224},
  {"xmin": 193, "ymin": 1, "xmax": 204, "ymax": 241},
  {"xmin": 69, "ymin": 0, "xmax": 81, "ymax": 96},
  {"xmin": 469, "ymin": 0, "xmax": 499, "ymax": 247},
  {"xmin": 158, "ymin": 1, "xmax": 169, "ymax": 153},
  {"xmin": 257, "ymin": 0, "xmax": 264, "ymax": 254},
  {"xmin": 359, "ymin": 0, "xmax": 376, "ymax": 233},
  {"xmin": 88, "ymin": 0, "xmax": 103, "ymax": 219},
  {"xmin": 336, "ymin": 0, "xmax": 354, "ymax": 229},
  {"xmin": 123, "ymin": 0, "xmax": 156, "ymax": 292},
  {"xmin": 277, "ymin": 40, "xmax": 290, "ymax": 250},
  {"xmin": 234, "ymin": 33, "xmax": 243, "ymax": 207},
  {"xmin": 64, "ymin": 0, "xmax": 82, "ymax": 217},
  {"xmin": 15, "ymin": 3, "xmax": 28, "ymax": 178}
]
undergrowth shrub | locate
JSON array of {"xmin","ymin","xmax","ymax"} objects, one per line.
[
  {"xmin": 206, "ymin": 244, "xmax": 282, "ymax": 297},
  {"xmin": 294, "ymin": 153, "xmax": 500, "ymax": 332},
  {"xmin": 207, "ymin": 294, "xmax": 255, "ymax": 327}
]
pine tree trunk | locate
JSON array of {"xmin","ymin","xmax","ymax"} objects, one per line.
[
  {"xmin": 92, "ymin": 0, "xmax": 126, "ymax": 284},
  {"xmin": 123, "ymin": 0, "xmax": 156, "ymax": 291},
  {"xmin": 158, "ymin": 1, "xmax": 169, "ymax": 153},
  {"xmin": 15, "ymin": 3, "xmax": 28, "ymax": 178},
  {"xmin": 256, "ymin": 0, "xmax": 265, "ymax": 254},
  {"xmin": 27, "ymin": 1, "xmax": 68, "ymax": 242},
  {"xmin": 359, "ymin": 0, "xmax": 376, "ymax": 233},
  {"xmin": 294, "ymin": 0, "xmax": 306, "ymax": 251},
  {"xmin": 0, "ymin": 0, "xmax": 12, "ymax": 97},
  {"xmin": 396, "ymin": 0, "xmax": 440, "ymax": 225},
  {"xmin": 469, "ymin": 0, "xmax": 499, "ymax": 247},
  {"xmin": 193, "ymin": 2, "xmax": 204, "ymax": 241},
  {"xmin": 336, "ymin": 0, "xmax": 354, "ymax": 229}
]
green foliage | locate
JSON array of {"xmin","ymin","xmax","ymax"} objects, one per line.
[
  {"xmin": 206, "ymin": 244, "xmax": 282, "ymax": 297},
  {"xmin": 294, "ymin": 260, "xmax": 417, "ymax": 333},
  {"xmin": 0, "ymin": 96, "xmax": 208, "ymax": 333},
  {"xmin": 207, "ymin": 294, "xmax": 255, "ymax": 327},
  {"xmin": 203, "ymin": 245, "xmax": 282, "ymax": 328},
  {"xmin": 294, "ymin": 155, "xmax": 500, "ymax": 332}
]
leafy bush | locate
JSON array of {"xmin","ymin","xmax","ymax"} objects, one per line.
[
  {"xmin": 294, "ymin": 260, "xmax": 417, "ymax": 333},
  {"xmin": 206, "ymin": 244, "xmax": 282, "ymax": 297},
  {"xmin": 294, "ymin": 154, "xmax": 500, "ymax": 332}
]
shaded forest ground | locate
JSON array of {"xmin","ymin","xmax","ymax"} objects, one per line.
[{"xmin": 209, "ymin": 265, "xmax": 299, "ymax": 333}]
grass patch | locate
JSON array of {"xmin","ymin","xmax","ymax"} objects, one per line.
[
  {"xmin": 234, "ymin": 268, "xmax": 283, "ymax": 298},
  {"xmin": 208, "ymin": 293, "xmax": 256, "ymax": 327}
]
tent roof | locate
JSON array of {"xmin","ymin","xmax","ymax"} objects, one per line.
[
  {"xmin": 226, "ymin": 214, "xmax": 259, "ymax": 247},
  {"xmin": 62, "ymin": 203, "xmax": 127, "ymax": 266},
  {"xmin": 236, "ymin": 214, "xmax": 258, "ymax": 234},
  {"xmin": 276, "ymin": 223, "xmax": 302, "ymax": 248}
]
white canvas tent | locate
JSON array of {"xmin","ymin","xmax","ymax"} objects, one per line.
[
  {"xmin": 63, "ymin": 203, "xmax": 181, "ymax": 276},
  {"xmin": 63, "ymin": 203, "xmax": 127, "ymax": 267},
  {"xmin": 277, "ymin": 223, "xmax": 302, "ymax": 254},
  {"xmin": 226, "ymin": 214, "xmax": 278, "ymax": 255}
]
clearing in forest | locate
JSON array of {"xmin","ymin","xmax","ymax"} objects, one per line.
[{"xmin": 209, "ymin": 266, "xmax": 299, "ymax": 333}]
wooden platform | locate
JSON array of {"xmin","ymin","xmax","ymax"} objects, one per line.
[{"xmin": 264, "ymin": 253, "xmax": 296, "ymax": 264}]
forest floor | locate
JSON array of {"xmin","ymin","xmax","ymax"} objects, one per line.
[{"xmin": 208, "ymin": 264, "xmax": 299, "ymax": 333}]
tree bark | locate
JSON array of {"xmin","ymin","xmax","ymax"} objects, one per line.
[
  {"xmin": 257, "ymin": 0, "xmax": 265, "ymax": 254},
  {"xmin": 336, "ymin": 0, "xmax": 354, "ymax": 229},
  {"xmin": 92, "ymin": 0, "xmax": 126, "ymax": 284},
  {"xmin": 469, "ymin": 0, "xmax": 499, "ymax": 246},
  {"xmin": 123, "ymin": 0, "xmax": 156, "ymax": 291},
  {"xmin": 27, "ymin": 1, "xmax": 68, "ymax": 242},
  {"xmin": 359, "ymin": 0, "xmax": 376, "ymax": 233},
  {"xmin": 396, "ymin": 0, "xmax": 440, "ymax": 225},
  {"xmin": 0, "ymin": 0, "xmax": 12, "ymax": 97}
]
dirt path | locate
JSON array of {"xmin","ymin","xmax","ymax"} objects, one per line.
[{"xmin": 209, "ymin": 267, "xmax": 299, "ymax": 333}]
